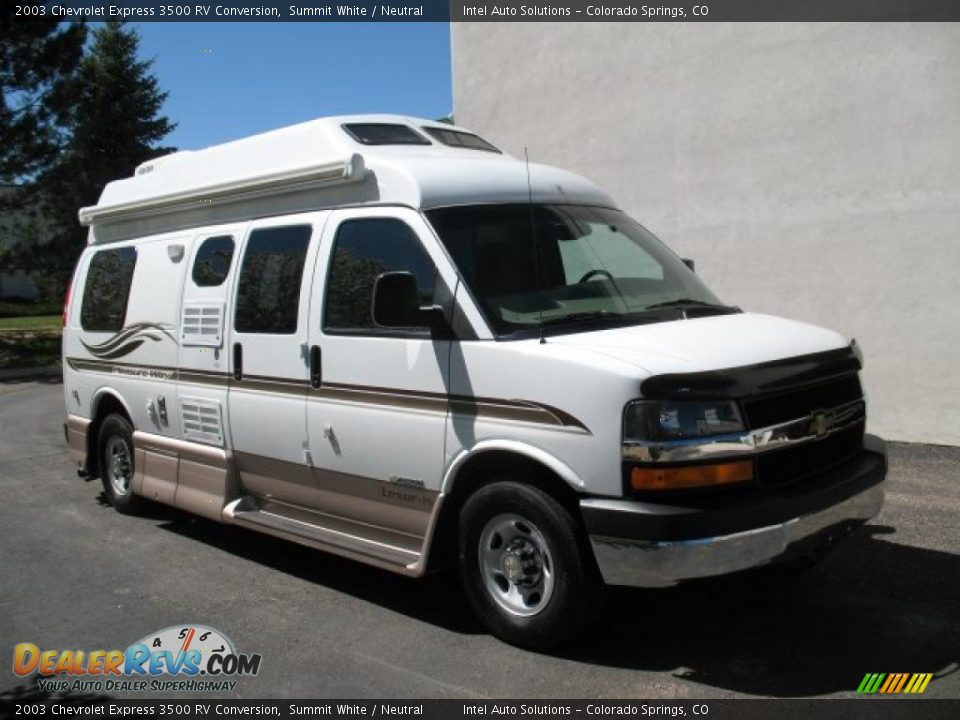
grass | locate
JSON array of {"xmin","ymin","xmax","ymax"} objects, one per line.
[
  {"xmin": 0, "ymin": 301, "xmax": 62, "ymax": 318},
  {"xmin": 0, "ymin": 314, "xmax": 62, "ymax": 370},
  {"xmin": 0, "ymin": 315, "xmax": 61, "ymax": 331}
]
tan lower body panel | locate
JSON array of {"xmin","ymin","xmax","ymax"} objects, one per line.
[
  {"xmin": 119, "ymin": 433, "xmax": 440, "ymax": 576},
  {"xmin": 132, "ymin": 431, "xmax": 231, "ymax": 522},
  {"xmin": 66, "ymin": 415, "xmax": 90, "ymax": 468},
  {"xmin": 232, "ymin": 452, "xmax": 441, "ymax": 576},
  {"xmin": 66, "ymin": 418, "xmax": 441, "ymax": 575},
  {"xmin": 235, "ymin": 452, "xmax": 438, "ymax": 537}
]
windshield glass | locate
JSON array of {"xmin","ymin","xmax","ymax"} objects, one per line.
[{"xmin": 427, "ymin": 204, "xmax": 726, "ymax": 336}]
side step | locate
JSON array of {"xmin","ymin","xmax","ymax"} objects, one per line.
[{"xmin": 223, "ymin": 497, "xmax": 423, "ymax": 575}]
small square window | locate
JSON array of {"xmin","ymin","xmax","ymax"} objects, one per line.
[
  {"xmin": 341, "ymin": 123, "xmax": 431, "ymax": 146},
  {"xmin": 421, "ymin": 127, "xmax": 500, "ymax": 153},
  {"xmin": 192, "ymin": 236, "xmax": 234, "ymax": 287}
]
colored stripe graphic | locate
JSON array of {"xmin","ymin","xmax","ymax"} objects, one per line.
[
  {"xmin": 858, "ymin": 672, "xmax": 932, "ymax": 694},
  {"xmin": 857, "ymin": 673, "xmax": 886, "ymax": 693}
]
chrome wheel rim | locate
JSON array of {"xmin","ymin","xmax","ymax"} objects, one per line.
[
  {"xmin": 105, "ymin": 436, "xmax": 133, "ymax": 496},
  {"xmin": 478, "ymin": 513, "xmax": 555, "ymax": 617}
]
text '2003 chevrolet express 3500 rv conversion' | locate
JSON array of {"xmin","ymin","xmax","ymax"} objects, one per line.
[{"xmin": 63, "ymin": 115, "xmax": 886, "ymax": 648}]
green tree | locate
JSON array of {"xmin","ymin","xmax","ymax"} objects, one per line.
[
  {"xmin": 0, "ymin": 11, "xmax": 85, "ymax": 197},
  {"xmin": 20, "ymin": 22, "xmax": 176, "ymax": 300}
]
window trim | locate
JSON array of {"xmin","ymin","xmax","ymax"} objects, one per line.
[{"xmin": 79, "ymin": 246, "xmax": 138, "ymax": 333}]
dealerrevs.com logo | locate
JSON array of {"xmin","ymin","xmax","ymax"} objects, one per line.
[{"xmin": 12, "ymin": 625, "xmax": 262, "ymax": 693}]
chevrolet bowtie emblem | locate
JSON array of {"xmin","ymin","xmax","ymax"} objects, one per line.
[{"xmin": 811, "ymin": 410, "xmax": 834, "ymax": 439}]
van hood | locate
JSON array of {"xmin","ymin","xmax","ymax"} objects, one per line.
[{"xmin": 548, "ymin": 312, "xmax": 849, "ymax": 377}]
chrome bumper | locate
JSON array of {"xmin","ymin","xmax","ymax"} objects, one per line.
[{"xmin": 586, "ymin": 484, "xmax": 884, "ymax": 588}]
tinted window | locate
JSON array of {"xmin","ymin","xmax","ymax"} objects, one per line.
[
  {"xmin": 421, "ymin": 127, "xmax": 500, "ymax": 153},
  {"xmin": 342, "ymin": 123, "xmax": 430, "ymax": 146},
  {"xmin": 235, "ymin": 226, "xmax": 311, "ymax": 334},
  {"xmin": 324, "ymin": 218, "xmax": 437, "ymax": 332},
  {"xmin": 427, "ymin": 205, "xmax": 724, "ymax": 337},
  {"xmin": 192, "ymin": 236, "xmax": 235, "ymax": 287},
  {"xmin": 80, "ymin": 247, "xmax": 137, "ymax": 332}
]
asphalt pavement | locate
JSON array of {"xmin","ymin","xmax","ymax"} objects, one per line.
[{"xmin": 0, "ymin": 378, "xmax": 957, "ymax": 700}]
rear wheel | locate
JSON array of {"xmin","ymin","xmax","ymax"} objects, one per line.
[
  {"xmin": 459, "ymin": 480, "xmax": 604, "ymax": 650},
  {"xmin": 98, "ymin": 414, "xmax": 145, "ymax": 515}
]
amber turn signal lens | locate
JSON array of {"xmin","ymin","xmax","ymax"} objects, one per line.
[{"xmin": 630, "ymin": 460, "xmax": 753, "ymax": 491}]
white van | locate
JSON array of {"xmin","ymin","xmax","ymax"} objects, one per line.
[{"xmin": 63, "ymin": 115, "xmax": 886, "ymax": 648}]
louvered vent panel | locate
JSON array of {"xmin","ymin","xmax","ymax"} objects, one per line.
[
  {"xmin": 181, "ymin": 303, "xmax": 224, "ymax": 347},
  {"xmin": 180, "ymin": 397, "xmax": 224, "ymax": 446}
]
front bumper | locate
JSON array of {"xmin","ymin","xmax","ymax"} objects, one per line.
[{"xmin": 582, "ymin": 434, "xmax": 887, "ymax": 587}]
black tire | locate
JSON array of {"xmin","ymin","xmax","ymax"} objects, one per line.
[
  {"xmin": 458, "ymin": 480, "xmax": 604, "ymax": 650},
  {"xmin": 98, "ymin": 413, "xmax": 145, "ymax": 515}
]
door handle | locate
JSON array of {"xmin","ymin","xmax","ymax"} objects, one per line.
[
  {"xmin": 233, "ymin": 342, "xmax": 243, "ymax": 381},
  {"xmin": 309, "ymin": 345, "xmax": 322, "ymax": 389}
]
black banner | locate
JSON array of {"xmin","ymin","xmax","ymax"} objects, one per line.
[
  {"xmin": 1, "ymin": 700, "xmax": 959, "ymax": 720},
  {"xmin": 8, "ymin": 0, "xmax": 960, "ymax": 22}
]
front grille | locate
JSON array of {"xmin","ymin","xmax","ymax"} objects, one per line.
[
  {"xmin": 755, "ymin": 423, "xmax": 864, "ymax": 487},
  {"xmin": 742, "ymin": 374, "xmax": 863, "ymax": 429}
]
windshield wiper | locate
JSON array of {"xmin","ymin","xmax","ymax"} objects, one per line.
[
  {"xmin": 643, "ymin": 298, "xmax": 740, "ymax": 312},
  {"xmin": 537, "ymin": 311, "xmax": 617, "ymax": 327}
]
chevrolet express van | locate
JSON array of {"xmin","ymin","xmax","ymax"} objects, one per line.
[{"xmin": 63, "ymin": 115, "xmax": 886, "ymax": 648}]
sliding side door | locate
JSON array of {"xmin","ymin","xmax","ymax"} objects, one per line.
[{"xmin": 227, "ymin": 212, "xmax": 328, "ymax": 509}]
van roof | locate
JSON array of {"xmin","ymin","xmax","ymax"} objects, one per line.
[{"xmin": 79, "ymin": 114, "xmax": 615, "ymax": 244}]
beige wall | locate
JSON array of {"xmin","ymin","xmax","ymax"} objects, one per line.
[{"xmin": 452, "ymin": 22, "xmax": 960, "ymax": 446}]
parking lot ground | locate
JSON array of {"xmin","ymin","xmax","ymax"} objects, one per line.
[{"xmin": 1, "ymin": 379, "xmax": 958, "ymax": 700}]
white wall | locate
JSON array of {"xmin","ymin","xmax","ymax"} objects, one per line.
[{"xmin": 452, "ymin": 22, "xmax": 960, "ymax": 446}]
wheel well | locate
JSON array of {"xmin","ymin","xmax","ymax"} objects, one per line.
[
  {"xmin": 86, "ymin": 394, "xmax": 131, "ymax": 475},
  {"xmin": 426, "ymin": 450, "xmax": 583, "ymax": 573}
]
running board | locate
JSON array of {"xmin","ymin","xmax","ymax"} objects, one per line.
[{"xmin": 223, "ymin": 497, "xmax": 423, "ymax": 575}]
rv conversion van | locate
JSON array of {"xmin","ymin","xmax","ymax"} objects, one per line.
[{"xmin": 63, "ymin": 115, "xmax": 887, "ymax": 648}]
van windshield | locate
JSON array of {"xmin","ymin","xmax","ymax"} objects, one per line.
[{"xmin": 427, "ymin": 204, "xmax": 734, "ymax": 337}]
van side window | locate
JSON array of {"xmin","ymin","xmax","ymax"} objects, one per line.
[
  {"xmin": 80, "ymin": 247, "xmax": 138, "ymax": 332},
  {"xmin": 235, "ymin": 225, "xmax": 312, "ymax": 334},
  {"xmin": 192, "ymin": 235, "xmax": 235, "ymax": 287},
  {"xmin": 324, "ymin": 218, "xmax": 437, "ymax": 332}
]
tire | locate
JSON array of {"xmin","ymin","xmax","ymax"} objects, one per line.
[
  {"xmin": 458, "ymin": 480, "xmax": 604, "ymax": 650},
  {"xmin": 98, "ymin": 413, "xmax": 145, "ymax": 515}
]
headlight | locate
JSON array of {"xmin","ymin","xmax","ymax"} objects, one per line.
[{"xmin": 623, "ymin": 399, "xmax": 745, "ymax": 443}]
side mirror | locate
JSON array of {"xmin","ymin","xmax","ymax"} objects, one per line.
[
  {"xmin": 682, "ymin": 258, "xmax": 696, "ymax": 272},
  {"xmin": 372, "ymin": 271, "xmax": 445, "ymax": 330}
]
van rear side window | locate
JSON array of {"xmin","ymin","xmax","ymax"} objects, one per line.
[
  {"xmin": 235, "ymin": 225, "xmax": 312, "ymax": 334},
  {"xmin": 80, "ymin": 247, "xmax": 138, "ymax": 332},
  {"xmin": 192, "ymin": 235, "xmax": 235, "ymax": 287}
]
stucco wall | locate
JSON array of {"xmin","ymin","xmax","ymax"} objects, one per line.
[{"xmin": 452, "ymin": 22, "xmax": 960, "ymax": 446}]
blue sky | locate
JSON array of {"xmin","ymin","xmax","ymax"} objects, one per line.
[{"xmin": 133, "ymin": 23, "xmax": 453, "ymax": 151}]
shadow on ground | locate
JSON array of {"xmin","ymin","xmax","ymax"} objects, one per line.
[{"xmin": 152, "ymin": 506, "xmax": 960, "ymax": 697}]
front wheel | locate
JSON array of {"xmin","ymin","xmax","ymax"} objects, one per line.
[
  {"xmin": 98, "ymin": 414, "xmax": 145, "ymax": 515},
  {"xmin": 458, "ymin": 481, "xmax": 604, "ymax": 650}
]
